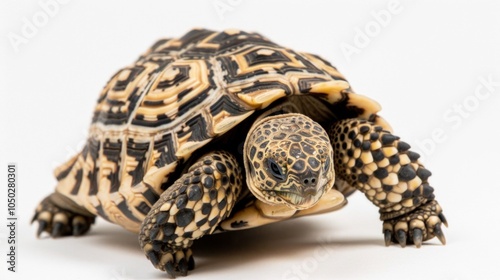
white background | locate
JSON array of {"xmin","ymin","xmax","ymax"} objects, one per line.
[{"xmin": 1, "ymin": 0, "xmax": 500, "ymax": 279}]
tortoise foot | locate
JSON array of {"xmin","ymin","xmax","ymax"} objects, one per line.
[
  {"xmin": 383, "ymin": 200, "xmax": 447, "ymax": 248},
  {"xmin": 32, "ymin": 194, "xmax": 95, "ymax": 238},
  {"xmin": 144, "ymin": 247, "xmax": 194, "ymax": 278}
]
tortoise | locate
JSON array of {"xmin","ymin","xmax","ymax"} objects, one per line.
[{"xmin": 33, "ymin": 28, "xmax": 447, "ymax": 277}]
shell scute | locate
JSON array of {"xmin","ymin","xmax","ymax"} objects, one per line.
[{"xmin": 55, "ymin": 28, "xmax": 388, "ymax": 231}]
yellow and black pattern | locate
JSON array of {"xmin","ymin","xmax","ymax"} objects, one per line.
[
  {"xmin": 329, "ymin": 119, "xmax": 446, "ymax": 247},
  {"xmin": 49, "ymin": 28, "xmax": 388, "ymax": 232},
  {"xmin": 139, "ymin": 151, "xmax": 242, "ymax": 276},
  {"xmin": 31, "ymin": 29, "xmax": 448, "ymax": 276},
  {"xmin": 244, "ymin": 114, "xmax": 335, "ymax": 210}
]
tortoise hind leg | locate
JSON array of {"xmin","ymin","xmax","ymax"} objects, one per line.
[
  {"xmin": 139, "ymin": 151, "xmax": 242, "ymax": 277},
  {"xmin": 32, "ymin": 192, "xmax": 96, "ymax": 237}
]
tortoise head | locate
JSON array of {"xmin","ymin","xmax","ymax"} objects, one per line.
[{"xmin": 243, "ymin": 113, "xmax": 335, "ymax": 210}]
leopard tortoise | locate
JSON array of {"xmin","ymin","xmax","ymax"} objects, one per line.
[{"xmin": 33, "ymin": 28, "xmax": 447, "ymax": 277}]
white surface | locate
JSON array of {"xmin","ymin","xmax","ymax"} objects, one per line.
[{"xmin": 1, "ymin": 0, "xmax": 500, "ymax": 279}]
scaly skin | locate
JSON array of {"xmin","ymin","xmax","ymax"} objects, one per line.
[
  {"xmin": 32, "ymin": 29, "xmax": 447, "ymax": 278},
  {"xmin": 244, "ymin": 113, "xmax": 335, "ymax": 210},
  {"xmin": 139, "ymin": 151, "xmax": 243, "ymax": 278},
  {"xmin": 329, "ymin": 119, "xmax": 447, "ymax": 247}
]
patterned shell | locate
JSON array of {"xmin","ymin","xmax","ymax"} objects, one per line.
[{"xmin": 53, "ymin": 28, "xmax": 389, "ymax": 232}]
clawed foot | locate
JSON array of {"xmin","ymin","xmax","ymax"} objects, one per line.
[
  {"xmin": 383, "ymin": 200, "xmax": 447, "ymax": 248},
  {"xmin": 32, "ymin": 196, "xmax": 95, "ymax": 238},
  {"xmin": 144, "ymin": 246, "xmax": 194, "ymax": 278}
]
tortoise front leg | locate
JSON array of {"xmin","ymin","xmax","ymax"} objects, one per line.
[
  {"xmin": 329, "ymin": 119, "xmax": 447, "ymax": 247},
  {"xmin": 139, "ymin": 151, "xmax": 242, "ymax": 278}
]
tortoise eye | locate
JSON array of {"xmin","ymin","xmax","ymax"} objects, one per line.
[{"xmin": 267, "ymin": 159, "xmax": 285, "ymax": 181}]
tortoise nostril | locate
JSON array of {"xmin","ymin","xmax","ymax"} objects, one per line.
[{"xmin": 302, "ymin": 177, "xmax": 316, "ymax": 186}]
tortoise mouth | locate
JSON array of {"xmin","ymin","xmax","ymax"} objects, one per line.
[{"xmin": 275, "ymin": 189, "xmax": 324, "ymax": 209}]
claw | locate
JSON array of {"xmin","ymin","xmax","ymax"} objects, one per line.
[
  {"xmin": 165, "ymin": 262, "xmax": 176, "ymax": 279},
  {"xmin": 73, "ymin": 223, "xmax": 86, "ymax": 236},
  {"xmin": 178, "ymin": 258, "xmax": 188, "ymax": 276},
  {"xmin": 51, "ymin": 222, "xmax": 64, "ymax": 237},
  {"xmin": 146, "ymin": 250, "xmax": 159, "ymax": 267},
  {"xmin": 396, "ymin": 229, "xmax": 407, "ymax": 247},
  {"xmin": 434, "ymin": 223, "xmax": 446, "ymax": 245},
  {"xmin": 438, "ymin": 213, "xmax": 448, "ymax": 227},
  {"xmin": 188, "ymin": 255, "xmax": 195, "ymax": 270},
  {"xmin": 72, "ymin": 216, "xmax": 90, "ymax": 236},
  {"xmin": 412, "ymin": 228, "xmax": 423, "ymax": 248},
  {"xmin": 31, "ymin": 214, "xmax": 37, "ymax": 224},
  {"xmin": 37, "ymin": 220, "xmax": 48, "ymax": 237},
  {"xmin": 384, "ymin": 230, "xmax": 392, "ymax": 246}
]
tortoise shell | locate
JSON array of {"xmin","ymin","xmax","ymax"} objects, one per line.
[{"xmin": 53, "ymin": 28, "xmax": 390, "ymax": 232}]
